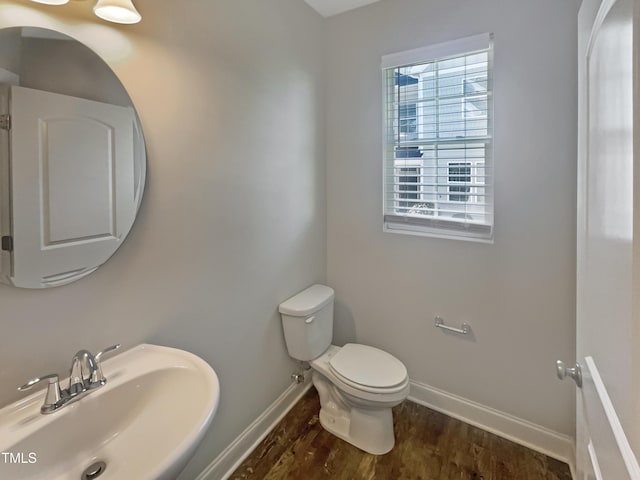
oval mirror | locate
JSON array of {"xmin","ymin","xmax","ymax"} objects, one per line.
[{"xmin": 0, "ymin": 27, "xmax": 146, "ymax": 289}]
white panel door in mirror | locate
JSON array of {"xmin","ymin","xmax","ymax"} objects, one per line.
[{"xmin": 8, "ymin": 85, "xmax": 136, "ymax": 288}]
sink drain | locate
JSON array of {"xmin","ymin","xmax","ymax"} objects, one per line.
[{"xmin": 81, "ymin": 461, "xmax": 107, "ymax": 480}]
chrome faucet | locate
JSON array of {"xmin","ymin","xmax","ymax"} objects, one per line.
[
  {"xmin": 18, "ymin": 344, "xmax": 120, "ymax": 414},
  {"xmin": 68, "ymin": 349, "xmax": 100, "ymax": 395}
]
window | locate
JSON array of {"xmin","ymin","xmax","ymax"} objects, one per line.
[
  {"xmin": 382, "ymin": 34, "xmax": 493, "ymax": 241},
  {"xmin": 448, "ymin": 162, "xmax": 471, "ymax": 202},
  {"xmin": 399, "ymin": 104, "xmax": 418, "ymax": 138},
  {"xmin": 398, "ymin": 167, "xmax": 419, "ymax": 207}
]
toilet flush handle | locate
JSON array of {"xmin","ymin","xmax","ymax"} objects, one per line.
[{"xmin": 305, "ymin": 316, "xmax": 315, "ymax": 324}]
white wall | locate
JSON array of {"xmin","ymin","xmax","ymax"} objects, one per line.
[
  {"xmin": 19, "ymin": 36, "xmax": 131, "ymax": 106},
  {"xmin": 0, "ymin": 28, "xmax": 20, "ymax": 75},
  {"xmin": 326, "ymin": 0, "xmax": 579, "ymax": 436},
  {"xmin": 0, "ymin": 1, "xmax": 325, "ymax": 478}
]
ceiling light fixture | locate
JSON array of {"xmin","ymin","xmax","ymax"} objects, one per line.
[
  {"xmin": 28, "ymin": 0, "xmax": 142, "ymax": 25},
  {"xmin": 29, "ymin": 0, "xmax": 69, "ymax": 5},
  {"xmin": 93, "ymin": 0, "xmax": 141, "ymax": 24}
]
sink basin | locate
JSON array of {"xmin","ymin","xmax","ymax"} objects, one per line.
[{"xmin": 0, "ymin": 344, "xmax": 220, "ymax": 480}]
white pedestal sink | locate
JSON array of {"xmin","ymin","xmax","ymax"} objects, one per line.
[{"xmin": 0, "ymin": 344, "xmax": 220, "ymax": 480}]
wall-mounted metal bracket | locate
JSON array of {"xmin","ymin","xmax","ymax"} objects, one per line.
[
  {"xmin": 1, "ymin": 235, "xmax": 13, "ymax": 252},
  {"xmin": 0, "ymin": 114, "xmax": 10, "ymax": 130}
]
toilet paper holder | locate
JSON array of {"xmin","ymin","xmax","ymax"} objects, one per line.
[{"xmin": 434, "ymin": 316, "xmax": 470, "ymax": 335}]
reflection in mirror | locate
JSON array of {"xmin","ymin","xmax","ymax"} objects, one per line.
[{"xmin": 0, "ymin": 27, "xmax": 146, "ymax": 289}]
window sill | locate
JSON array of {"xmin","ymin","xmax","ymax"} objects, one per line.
[{"xmin": 383, "ymin": 220, "xmax": 494, "ymax": 244}]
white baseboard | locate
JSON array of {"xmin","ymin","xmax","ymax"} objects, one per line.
[
  {"xmin": 408, "ymin": 380, "xmax": 576, "ymax": 477},
  {"xmin": 195, "ymin": 378, "xmax": 312, "ymax": 480}
]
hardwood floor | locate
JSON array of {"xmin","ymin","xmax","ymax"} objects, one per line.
[{"xmin": 229, "ymin": 388, "xmax": 572, "ymax": 480}]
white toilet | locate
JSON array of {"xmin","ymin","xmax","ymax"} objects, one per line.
[{"xmin": 279, "ymin": 284, "xmax": 410, "ymax": 455}]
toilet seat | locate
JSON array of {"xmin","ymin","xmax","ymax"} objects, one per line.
[{"xmin": 328, "ymin": 343, "xmax": 408, "ymax": 394}]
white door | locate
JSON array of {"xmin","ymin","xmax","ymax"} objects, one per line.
[
  {"xmin": 3, "ymin": 85, "xmax": 136, "ymax": 288},
  {"xmin": 574, "ymin": 0, "xmax": 640, "ymax": 478}
]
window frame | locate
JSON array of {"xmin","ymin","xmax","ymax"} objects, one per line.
[{"xmin": 382, "ymin": 34, "xmax": 494, "ymax": 243}]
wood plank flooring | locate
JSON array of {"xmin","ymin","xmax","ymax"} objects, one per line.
[{"xmin": 229, "ymin": 388, "xmax": 572, "ymax": 480}]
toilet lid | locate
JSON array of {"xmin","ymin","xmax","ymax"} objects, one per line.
[{"xmin": 329, "ymin": 343, "xmax": 407, "ymax": 389}]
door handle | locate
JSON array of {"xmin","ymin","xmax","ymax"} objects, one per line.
[{"xmin": 556, "ymin": 360, "xmax": 582, "ymax": 388}]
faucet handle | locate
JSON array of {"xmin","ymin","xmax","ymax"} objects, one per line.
[
  {"xmin": 95, "ymin": 344, "xmax": 121, "ymax": 361},
  {"xmin": 18, "ymin": 373, "xmax": 59, "ymax": 391},
  {"xmin": 18, "ymin": 374, "xmax": 62, "ymax": 413},
  {"xmin": 91, "ymin": 344, "xmax": 121, "ymax": 383}
]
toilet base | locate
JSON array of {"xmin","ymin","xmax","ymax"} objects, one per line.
[
  {"xmin": 318, "ymin": 404, "xmax": 395, "ymax": 455},
  {"xmin": 313, "ymin": 372, "xmax": 396, "ymax": 455}
]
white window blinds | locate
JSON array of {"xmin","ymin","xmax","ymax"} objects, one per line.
[{"xmin": 382, "ymin": 34, "xmax": 493, "ymax": 241}]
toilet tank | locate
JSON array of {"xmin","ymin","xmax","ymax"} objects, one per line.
[{"xmin": 279, "ymin": 284, "xmax": 334, "ymax": 361}]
